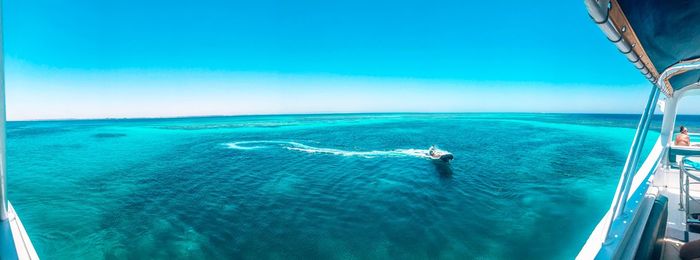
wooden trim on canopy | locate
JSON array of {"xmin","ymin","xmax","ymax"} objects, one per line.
[
  {"xmin": 608, "ymin": 0, "xmax": 671, "ymax": 96},
  {"xmin": 661, "ymin": 57, "xmax": 700, "ymax": 94}
]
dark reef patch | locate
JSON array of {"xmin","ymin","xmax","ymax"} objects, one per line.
[{"xmin": 93, "ymin": 133, "xmax": 127, "ymax": 138}]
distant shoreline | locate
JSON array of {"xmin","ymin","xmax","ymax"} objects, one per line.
[{"xmin": 8, "ymin": 111, "xmax": 694, "ymax": 123}]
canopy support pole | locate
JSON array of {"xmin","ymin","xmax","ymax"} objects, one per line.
[
  {"xmin": 604, "ymin": 85, "xmax": 659, "ymax": 243},
  {"xmin": 0, "ymin": 0, "xmax": 7, "ymax": 221}
]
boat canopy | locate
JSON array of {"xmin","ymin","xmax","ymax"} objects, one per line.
[{"xmin": 587, "ymin": 0, "xmax": 700, "ymax": 97}]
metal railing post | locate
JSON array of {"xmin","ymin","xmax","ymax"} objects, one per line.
[
  {"xmin": 686, "ymin": 162, "xmax": 690, "ymax": 224},
  {"xmin": 604, "ymin": 85, "xmax": 659, "ymax": 242},
  {"xmin": 616, "ymin": 88, "xmax": 660, "ymax": 216},
  {"xmin": 681, "ymin": 156, "xmax": 686, "ymax": 210},
  {"xmin": 0, "ymin": 0, "xmax": 7, "ymax": 221}
]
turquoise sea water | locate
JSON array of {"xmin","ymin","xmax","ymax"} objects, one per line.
[{"xmin": 6, "ymin": 113, "xmax": 686, "ymax": 259}]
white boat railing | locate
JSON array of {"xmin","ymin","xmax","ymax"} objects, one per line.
[
  {"xmin": 578, "ymin": 140, "xmax": 664, "ymax": 259},
  {"xmin": 680, "ymin": 156, "xmax": 700, "ymax": 226},
  {"xmin": 577, "ymin": 85, "xmax": 663, "ymax": 259},
  {"xmin": 0, "ymin": 0, "xmax": 8, "ymax": 222},
  {"xmin": 605, "ymin": 86, "xmax": 660, "ymax": 238},
  {"xmin": 668, "ymin": 147, "xmax": 700, "ymax": 242}
]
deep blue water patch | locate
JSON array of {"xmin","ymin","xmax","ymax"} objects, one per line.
[{"xmin": 92, "ymin": 133, "xmax": 127, "ymax": 139}]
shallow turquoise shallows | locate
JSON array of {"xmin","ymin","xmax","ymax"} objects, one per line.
[{"xmin": 6, "ymin": 113, "xmax": 679, "ymax": 259}]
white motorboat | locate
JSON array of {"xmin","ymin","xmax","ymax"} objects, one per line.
[{"xmin": 428, "ymin": 145, "xmax": 453, "ymax": 162}]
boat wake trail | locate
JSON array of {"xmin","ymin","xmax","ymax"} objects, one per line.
[{"xmin": 223, "ymin": 141, "xmax": 431, "ymax": 159}]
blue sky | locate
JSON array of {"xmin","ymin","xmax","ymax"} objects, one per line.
[{"xmin": 3, "ymin": 0, "xmax": 682, "ymax": 120}]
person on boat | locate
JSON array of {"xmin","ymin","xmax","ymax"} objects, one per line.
[
  {"xmin": 676, "ymin": 126, "xmax": 690, "ymax": 146},
  {"xmin": 429, "ymin": 145, "xmax": 438, "ymax": 157}
]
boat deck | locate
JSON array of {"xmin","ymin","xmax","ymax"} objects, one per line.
[
  {"xmin": 654, "ymin": 167, "xmax": 700, "ymax": 240},
  {"xmin": 653, "ymin": 165, "xmax": 700, "ymax": 259}
]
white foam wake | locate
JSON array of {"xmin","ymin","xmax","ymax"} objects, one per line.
[{"xmin": 224, "ymin": 141, "xmax": 431, "ymax": 159}]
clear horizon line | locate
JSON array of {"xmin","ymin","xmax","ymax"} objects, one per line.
[{"xmin": 7, "ymin": 110, "xmax": 682, "ymax": 123}]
